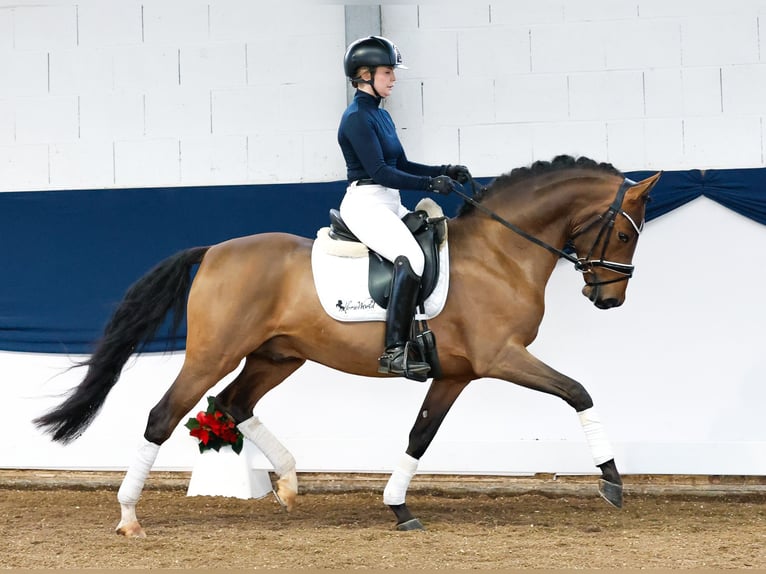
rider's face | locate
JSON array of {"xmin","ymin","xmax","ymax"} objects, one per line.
[
  {"xmin": 360, "ymin": 66, "xmax": 396, "ymax": 98},
  {"xmin": 372, "ymin": 66, "xmax": 396, "ymax": 98}
]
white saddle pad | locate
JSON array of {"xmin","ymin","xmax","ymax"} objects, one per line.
[{"xmin": 310, "ymin": 201, "xmax": 450, "ymax": 323}]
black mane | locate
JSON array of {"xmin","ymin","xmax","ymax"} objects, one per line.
[{"xmin": 457, "ymin": 155, "xmax": 623, "ymax": 216}]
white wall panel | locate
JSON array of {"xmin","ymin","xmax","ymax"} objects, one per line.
[
  {"xmin": 50, "ymin": 140, "xmax": 114, "ymax": 188},
  {"xmin": 0, "ymin": 100, "xmax": 13, "ymax": 145},
  {"xmin": 0, "ymin": 51, "xmax": 48, "ymax": 98},
  {"xmin": 422, "ymin": 78, "xmax": 494, "ymax": 126},
  {"xmin": 144, "ymin": 88, "xmax": 211, "ymax": 138},
  {"xmin": 606, "ymin": 119, "xmax": 647, "ymax": 169},
  {"xmin": 564, "ymin": 0, "xmax": 637, "ymax": 21},
  {"xmin": 79, "ymin": 93, "xmax": 144, "ymax": 140},
  {"xmin": 0, "ymin": 144, "xmax": 48, "ymax": 189},
  {"xmin": 212, "ymin": 86, "xmax": 281, "ymax": 134},
  {"xmin": 0, "ymin": 8, "xmax": 13, "ymax": 50},
  {"xmin": 490, "ymin": 1, "xmax": 565, "ymax": 25},
  {"xmin": 142, "ymin": 0, "xmax": 210, "ymax": 46},
  {"xmin": 11, "ymin": 5, "xmax": 77, "ymax": 50},
  {"xmin": 643, "ymin": 118, "xmax": 685, "ymax": 169},
  {"xmin": 418, "ymin": 4, "xmax": 490, "ymax": 29},
  {"xmin": 681, "ymin": 16, "xmax": 759, "ymax": 67},
  {"xmin": 382, "ymin": 80, "xmax": 423, "ymax": 130},
  {"xmin": 683, "ymin": 116, "xmax": 762, "ymax": 167},
  {"xmin": 568, "ymin": 71, "xmax": 645, "ymax": 121},
  {"xmin": 246, "ymin": 132, "xmax": 303, "ymax": 183},
  {"xmin": 531, "ymin": 120, "xmax": 607, "ymax": 161},
  {"xmin": 603, "ymin": 19, "xmax": 681, "ymax": 70},
  {"xmin": 180, "ymin": 44, "xmax": 246, "ymax": 89},
  {"xmin": 495, "ymin": 74, "xmax": 569, "ymax": 123},
  {"xmin": 530, "ymin": 23, "xmax": 606, "ymax": 73},
  {"xmin": 114, "ymin": 138, "xmax": 179, "ymax": 186},
  {"xmin": 381, "ymin": 5, "xmax": 419, "ymax": 32},
  {"xmin": 397, "ymin": 30, "xmax": 459, "ymax": 79},
  {"xmin": 3, "ymin": 1, "xmax": 766, "ymax": 189},
  {"xmin": 681, "ymin": 67, "xmax": 722, "ymax": 116},
  {"xmin": 643, "ymin": 68, "xmax": 683, "ymax": 117},
  {"xmin": 397, "ymin": 124, "xmax": 459, "ymax": 168},
  {"xmin": 14, "ymin": 96, "xmax": 78, "ymax": 144},
  {"xmin": 180, "ymin": 134, "xmax": 247, "ymax": 185},
  {"xmin": 457, "ymin": 27, "xmax": 530, "ymax": 77},
  {"xmin": 49, "ymin": 49, "xmax": 115, "ymax": 95},
  {"xmin": 722, "ymin": 64, "xmax": 766, "ymax": 115},
  {"xmin": 278, "ymin": 84, "xmax": 343, "ymax": 132},
  {"xmin": 302, "ymin": 130, "xmax": 348, "ymax": 183},
  {"xmin": 112, "ymin": 45, "xmax": 179, "ymax": 92},
  {"xmin": 460, "ymin": 123, "xmax": 534, "ymax": 175},
  {"xmin": 77, "ymin": 1, "xmax": 142, "ymax": 47}
]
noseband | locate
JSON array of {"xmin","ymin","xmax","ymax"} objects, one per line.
[{"xmin": 454, "ymin": 176, "xmax": 641, "ymax": 285}]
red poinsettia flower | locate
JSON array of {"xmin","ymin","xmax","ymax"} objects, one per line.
[{"xmin": 185, "ymin": 396, "xmax": 244, "ymax": 454}]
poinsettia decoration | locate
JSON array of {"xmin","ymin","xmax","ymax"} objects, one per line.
[{"xmin": 185, "ymin": 396, "xmax": 244, "ymax": 454}]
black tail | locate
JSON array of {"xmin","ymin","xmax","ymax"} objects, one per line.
[{"xmin": 34, "ymin": 246, "xmax": 210, "ymax": 443}]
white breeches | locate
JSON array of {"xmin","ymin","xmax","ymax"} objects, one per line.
[{"xmin": 339, "ymin": 182, "xmax": 425, "ymax": 276}]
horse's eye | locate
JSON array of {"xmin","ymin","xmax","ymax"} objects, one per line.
[{"xmin": 618, "ymin": 232, "xmax": 630, "ymax": 243}]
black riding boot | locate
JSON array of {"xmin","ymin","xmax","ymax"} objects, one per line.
[{"xmin": 377, "ymin": 256, "xmax": 431, "ymax": 378}]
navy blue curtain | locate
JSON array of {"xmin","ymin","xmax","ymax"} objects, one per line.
[{"xmin": 1, "ymin": 167, "xmax": 764, "ymax": 353}]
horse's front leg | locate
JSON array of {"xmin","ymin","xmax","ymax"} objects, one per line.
[
  {"xmin": 488, "ymin": 345, "xmax": 623, "ymax": 508},
  {"xmin": 385, "ymin": 378, "xmax": 470, "ymax": 530}
]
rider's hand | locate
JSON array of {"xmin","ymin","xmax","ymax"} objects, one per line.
[
  {"xmin": 446, "ymin": 164, "xmax": 471, "ymax": 184},
  {"xmin": 428, "ymin": 175, "xmax": 455, "ymax": 195}
]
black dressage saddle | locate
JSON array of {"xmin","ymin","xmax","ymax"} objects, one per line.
[{"xmin": 327, "ymin": 208, "xmax": 447, "ymax": 309}]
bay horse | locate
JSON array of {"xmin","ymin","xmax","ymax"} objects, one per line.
[{"xmin": 35, "ymin": 155, "xmax": 660, "ymax": 537}]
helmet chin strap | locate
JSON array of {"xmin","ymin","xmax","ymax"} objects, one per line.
[{"xmin": 356, "ymin": 68, "xmax": 382, "ymax": 99}]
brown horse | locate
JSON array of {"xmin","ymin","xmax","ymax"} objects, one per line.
[{"xmin": 35, "ymin": 155, "xmax": 660, "ymax": 537}]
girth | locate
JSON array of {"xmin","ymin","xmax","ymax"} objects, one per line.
[{"xmin": 328, "ymin": 208, "xmax": 446, "ymax": 309}]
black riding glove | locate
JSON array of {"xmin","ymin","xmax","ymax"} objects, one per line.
[
  {"xmin": 428, "ymin": 175, "xmax": 455, "ymax": 195},
  {"xmin": 445, "ymin": 164, "xmax": 471, "ymax": 184}
]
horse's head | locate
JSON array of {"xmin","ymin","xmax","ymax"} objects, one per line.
[{"xmin": 569, "ymin": 172, "xmax": 661, "ymax": 309}]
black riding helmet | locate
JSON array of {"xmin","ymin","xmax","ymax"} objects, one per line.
[{"xmin": 343, "ymin": 36, "xmax": 408, "ymax": 85}]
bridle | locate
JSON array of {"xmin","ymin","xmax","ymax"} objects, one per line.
[{"xmin": 452, "ymin": 175, "xmax": 642, "ymax": 287}]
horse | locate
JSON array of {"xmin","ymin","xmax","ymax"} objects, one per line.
[{"xmin": 35, "ymin": 155, "xmax": 661, "ymax": 537}]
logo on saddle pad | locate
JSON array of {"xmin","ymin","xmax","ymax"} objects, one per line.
[{"xmin": 311, "ymin": 198, "xmax": 450, "ymax": 323}]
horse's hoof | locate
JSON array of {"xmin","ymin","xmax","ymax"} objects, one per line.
[
  {"xmin": 275, "ymin": 471, "xmax": 298, "ymax": 512},
  {"xmin": 115, "ymin": 521, "xmax": 146, "ymax": 538},
  {"xmin": 395, "ymin": 518, "xmax": 425, "ymax": 531},
  {"xmin": 598, "ymin": 478, "xmax": 624, "ymax": 508}
]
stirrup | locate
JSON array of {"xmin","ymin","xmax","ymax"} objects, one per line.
[{"xmin": 377, "ymin": 343, "xmax": 430, "ymax": 378}]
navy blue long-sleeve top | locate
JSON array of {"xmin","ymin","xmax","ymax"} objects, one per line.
[{"xmin": 338, "ymin": 90, "xmax": 444, "ymax": 190}]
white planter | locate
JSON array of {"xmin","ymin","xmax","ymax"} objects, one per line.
[{"xmin": 187, "ymin": 443, "xmax": 273, "ymax": 500}]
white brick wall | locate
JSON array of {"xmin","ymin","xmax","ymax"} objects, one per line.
[{"xmin": 3, "ymin": 1, "xmax": 766, "ymax": 190}]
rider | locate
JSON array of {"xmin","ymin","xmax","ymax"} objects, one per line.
[{"xmin": 337, "ymin": 35, "xmax": 470, "ymax": 378}]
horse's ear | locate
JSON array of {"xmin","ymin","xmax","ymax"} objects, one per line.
[{"xmin": 630, "ymin": 171, "xmax": 662, "ymax": 200}]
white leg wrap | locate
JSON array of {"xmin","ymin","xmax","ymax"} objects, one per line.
[
  {"xmin": 578, "ymin": 407, "xmax": 614, "ymax": 466},
  {"xmin": 117, "ymin": 439, "xmax": 160, "ymax": 506},
  {"xmin": 237, "ymin": 416, "xmax": 295, "ymax": 477},
  {"xmin": 383, "ymin": 453, "xmax": 419, "ymax": 506}
]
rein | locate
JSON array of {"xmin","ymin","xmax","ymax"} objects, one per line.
[{"xmin": 452, "ymin": 175, "xmax": 639, "ymax": 285}]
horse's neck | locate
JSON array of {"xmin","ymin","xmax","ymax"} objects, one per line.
[{"xmin": 448, "ymin": 174, "xmax": 603, "ymax": 286}]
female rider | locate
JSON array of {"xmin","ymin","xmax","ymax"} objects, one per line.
[{"xmin": 337, "ymin": 36, "xmax": 469, "ymax": 379}]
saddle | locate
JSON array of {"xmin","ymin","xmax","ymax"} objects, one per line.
[{"xmin": 327, "ymin": 208, "xmax": 447, "ymax": 309}]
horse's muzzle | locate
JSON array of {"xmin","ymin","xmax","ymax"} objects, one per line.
[{"xmin": 582, "ymin": 285, "xmax": 623, "ymax": 310}]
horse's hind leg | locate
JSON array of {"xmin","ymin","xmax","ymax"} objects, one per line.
[
  {"xmin": 116, "ymin": 358, "xmax": 239, "ymax": 537},
  {"xmin": 215, "ymin": 353, "xmax": 306, "ymax": 511},
  {"xmin": 385, "ymin": 378, "xmax": 470, "ymax": 531}
]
